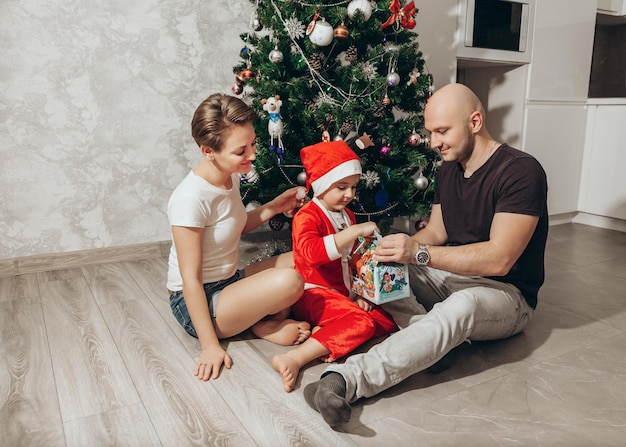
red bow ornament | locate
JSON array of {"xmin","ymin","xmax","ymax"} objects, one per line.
[{"xmin": 381, "ymin": 0, "xmax": 417, "ymax": 30}]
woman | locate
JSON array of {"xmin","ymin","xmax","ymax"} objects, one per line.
[{"xmin": 167, "ymin": 93, "xmax": 310, "ymax": 381}]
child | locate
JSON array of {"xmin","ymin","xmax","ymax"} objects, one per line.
[
  {"xmin": 271, "ymin": 140, "xmax": 398, "ymax": 392},
  {"xmin": 167, "ymin": 93, "xmax": 311, "ymax": 382}
]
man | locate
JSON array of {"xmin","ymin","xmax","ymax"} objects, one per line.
[{"xmin": 303, "ymin": 83, "xmax": 549, "ymax": 428}]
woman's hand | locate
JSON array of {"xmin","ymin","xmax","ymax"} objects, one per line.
[
  {"xmin": 271, "ymin": 186, "xmax": 307, "ymax": 215},
  {"xmin": 194, "ymin": 345, "xmax": 233, "ymax": 381}
]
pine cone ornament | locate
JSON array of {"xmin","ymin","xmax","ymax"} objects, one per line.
[
  {"xmin": 309, "ymin": 53, "xmax": 323, "ymax": 71},
  {"xmin": 341, "ymin": 117, "xmax": 354, "ymax": 134},
  {"xmin": 345, "ymin": 45, "xmax": 358, "ymax": 63},
  {"xmin": 372, "ymin": 101, "xmax": 387, "ymax": 118}
]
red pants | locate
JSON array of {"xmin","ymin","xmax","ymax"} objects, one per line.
[{"xmin": 291, "ymin": 287, "xmax": 397, "ymax": 360}]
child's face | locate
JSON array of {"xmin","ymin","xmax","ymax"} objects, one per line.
[{"xmin": 318, "ymin": 174, "xmax": 361, "ymax": 212}]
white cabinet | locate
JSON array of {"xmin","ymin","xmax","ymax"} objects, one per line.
[
  {"xmin": 528, "ymin": 0, "xmax": 597, "ymax": 102},
  {"xmin": 524, "ymin": 104, "xmax": 588, "ymax": 216},
  {"xmin": 597, "ymin": 0, "xmax": 626, "ymax": 15},
  {"xmin": 579, "ymin": 101, "xmax": 626, "ymax": 220}
]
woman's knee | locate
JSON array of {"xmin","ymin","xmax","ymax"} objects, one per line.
[{"xmin": 273, "ymin": 268, "xmax": 304, "ymax": 300}]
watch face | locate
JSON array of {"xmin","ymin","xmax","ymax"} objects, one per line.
[{"xmin": 416, "ymin": 251, "xmax": 429, "ymax": 265}]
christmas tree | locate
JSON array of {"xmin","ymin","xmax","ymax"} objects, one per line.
[{"xmin": 232, "ymin": 0, "xmax": 440, "ymax": 233}]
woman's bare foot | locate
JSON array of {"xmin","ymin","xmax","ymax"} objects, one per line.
[
  {"xmin": 252, "ymin": 319, "xmax": 311, "ymax": 346},
  {"xmin": 272, "ymin": 354, "xmax": 301, "ymax": 392}
]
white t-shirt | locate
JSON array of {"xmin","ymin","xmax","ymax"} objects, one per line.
[{"xmin": 167, "ymin": 171, "xmax": 247, "ymax": 291}]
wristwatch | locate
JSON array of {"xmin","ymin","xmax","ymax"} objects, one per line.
[{"xmin": 414, "ymin": 243, "xmax": 430, "ymax": 266}]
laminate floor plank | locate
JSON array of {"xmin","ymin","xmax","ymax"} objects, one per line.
[
  {"xmin": 0, "ymin": 273, "xmax": 40, "ymax": 302},
  {"xmin": 100, "ymin": 296, "xmax": 256, "ymax": 446},
  {"xmin": 81, "ymin": 263, "xmax": 150, "ymax": 306},
  {"xmin": 121, "ymin": 258, "xmax": 201, "ymax": 356},
  {"xmin": 0, "ymin": 297, "xmax": 65, "ymax": 446},
  {"xmin": 211, "ymin": 342, "xmax": 357, "ymax": 447},
  {"xmin": 64, "ymin": 404, "xmax": 162, "ymax": 447},
  {"xmin": 41, "ymin": 276, "xmax": 140, "ymax": 422}
]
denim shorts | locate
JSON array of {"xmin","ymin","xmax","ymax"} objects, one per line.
[{"xmin": 169, "ymin": 270, "xmax": 244, "ymax": 338}]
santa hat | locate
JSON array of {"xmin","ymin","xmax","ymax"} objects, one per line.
[{"xmin": 300, "ymin": 140, "xmax": 362, "ymax": 197}]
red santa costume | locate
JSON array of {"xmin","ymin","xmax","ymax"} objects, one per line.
[{"xmin": 291, "ymin": 141, "xmax": 397, "ymax": 361}]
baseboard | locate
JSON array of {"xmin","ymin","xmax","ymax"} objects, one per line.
[
  {"xmin": 0, "ymin": 241, "xmax": 171, "ymax": 278},
  {"xmin": 572, "ymin": 212, "xmax": 626, "ymax": 233},
  {"xmin": 0, "ymin": 228, "xmax": 294, "ymax": 278}
]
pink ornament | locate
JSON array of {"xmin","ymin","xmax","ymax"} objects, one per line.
[
  {"xmin": 231, "ymin": 82, "xmax": 243, "ymax": 95},
  {"xmin": 379, "ymin": 145, "xmax": 391, "ymax": 158},
  {"xmin": 407, "ymin": 130, "xmax": 421, "ymax": 146}
]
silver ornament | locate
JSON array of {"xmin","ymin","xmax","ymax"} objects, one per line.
[
  {"xmin": 414, "ymin": 175, "xmax": 429, "ymax": 190},
  {"xmin": 269, "ymin": 46, "xmax": 284, "ymax": 63},
  {"xmin": 297, "ymin": 171, "xmax": 307, "ymax": 185},
  {"xmin": 387, "ymin": 71, "xmax": 400, "ymax": 86}
]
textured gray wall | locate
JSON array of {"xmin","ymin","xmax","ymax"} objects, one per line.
[{"xmin": 0, "ymin": 0, "xmax": 253, "ymax": 259}]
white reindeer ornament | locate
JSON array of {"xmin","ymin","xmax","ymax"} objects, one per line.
[{"xmin": 261, "ymin": 95, "xmax": 285, "ymax": 162}]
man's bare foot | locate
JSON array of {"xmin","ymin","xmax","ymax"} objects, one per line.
[
  {"xmin": 272, "ymin": 354, "xmax": 301, "ymax": 392},
  {"xmin": 252, "ymin": 319, "xmax": 311, "ymax": 346}
]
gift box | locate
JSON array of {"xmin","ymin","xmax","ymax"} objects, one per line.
[{"xmin": 349, "ymin": 232, "xmax": 410, "ymax": 304}]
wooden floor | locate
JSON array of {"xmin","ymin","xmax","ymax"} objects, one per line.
[{"xmin": 2, "ymin": 223, "xmax": 626, "ymax": 446}]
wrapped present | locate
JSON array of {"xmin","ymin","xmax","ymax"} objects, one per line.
[{"xmin": 349, "ymin": 232, "xmax": 410, "ymax": 304}]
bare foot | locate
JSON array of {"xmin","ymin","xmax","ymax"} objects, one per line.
[
  {"xmin": 252, "ymin": 319, "xmax": 311, "ymax": 346},
  {"xmin": 319, "ymin": 354, "xmax": 336, "ymax": 363},
  {"xmin": 272, "ymin": 354, "xmax": 301, "ymax": 392}
]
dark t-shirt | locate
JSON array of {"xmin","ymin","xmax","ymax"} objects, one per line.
[{"xmin": 433, "ymin": 144, "xmax": 548, "ymax": 308}]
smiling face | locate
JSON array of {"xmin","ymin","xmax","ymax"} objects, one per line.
[
  {"xmin": 424, "ymin": 98, "xmax": 475, "ymax": 165},
  {"xmin": 318, "ymin": 173, "xmax": 361, "ymax": 212},
  {"xmin": 423, "ymin": 84, "xmax": 486, "ymax": 168},
  {"xmin": 206, "ymin": 121, "xmax": 257, "ymax": 176}
]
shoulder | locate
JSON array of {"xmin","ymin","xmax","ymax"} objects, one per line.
[
  {"xmin": 294, "ymin": 201, "xmax": 323, "ymax": 220},
  {"xmin": 498, "ymin": 145, "xmax": 545, "ymax": 172}
]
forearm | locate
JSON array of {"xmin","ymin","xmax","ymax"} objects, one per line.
[
  {"xmin": 243, "ymin": 201, "xmax": 279, "ymax": 234},
  {"xmin": 333, "ymin": 226, "xmax": 362, "ymax": 252},
  {"xmin": 426, "ymin": 242, "xmax": 509, "ymax": 277},
  {"xmin": 182, "ymin": 282, "xmax": 221, "ymax": 350}
]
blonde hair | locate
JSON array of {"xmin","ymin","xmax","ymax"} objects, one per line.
[{"xmin": 191, "ymin": 93, "xmax": 258, "ymax": 151}]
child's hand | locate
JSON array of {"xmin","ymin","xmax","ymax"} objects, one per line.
[
  {"xmin": 355, "ymin": 297, "xmax": 373, "ymax": 312},
  {"xmin": 355, "ymin": 221, "xmax": 379, "ymax": 239}
]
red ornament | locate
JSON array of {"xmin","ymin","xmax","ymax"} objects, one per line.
[
  {"xmin": 381, "ymin": 0, "xmax": 417, "ymax": 30},
  {"xmin": 239, "ymin": 68, "xmax": 255, "ymax": 79},
  {"xmin": 379, "ymin": 145, "xmax": 391, "ymax": 158}
]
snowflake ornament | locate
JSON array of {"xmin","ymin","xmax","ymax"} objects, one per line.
[
  {"xmin": 362, "ymin": 170, "xmax": 381, "ymax": 189},
  {"xmin": 359, "ymin": 61, "xmax": 378, "ymax": 80},
  {"xmin": 314, "ymin": 92, "xmax": 337, "ymax": 108},
  {"xmin": 285, "ymin": 15, "xmax": 306, "ymax": 39}
]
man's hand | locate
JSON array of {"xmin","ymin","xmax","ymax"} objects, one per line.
[{"xmin": 374, "ymin": 233, "xmax": 415, "ymax": 264}]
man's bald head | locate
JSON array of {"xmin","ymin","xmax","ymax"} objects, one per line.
[{"xmin": 425, "ymin": 83, "xmax": 485, "ymax": 123}]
